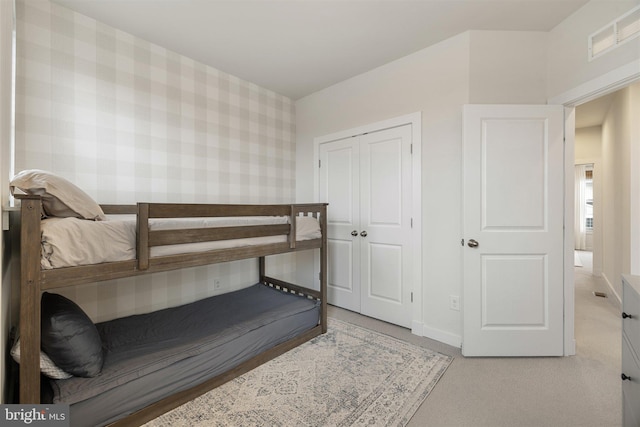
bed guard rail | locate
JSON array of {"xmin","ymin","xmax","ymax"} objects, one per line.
[{"xmin": 136, "ymin": 203, "xmax": 327, "ymax": 271}]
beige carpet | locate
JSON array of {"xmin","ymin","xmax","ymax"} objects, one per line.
[{"xmin": 145, "ymin": 318, "xmax": 453, "ymax": 427}]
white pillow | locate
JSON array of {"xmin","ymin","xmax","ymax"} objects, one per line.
[
  {"xmin": 10, "ymin": 338, "xmax": 73, "ymax": 380},
  {"xmin": 10, "ymin": 169, "xmax": 106, "ymax": 221}
]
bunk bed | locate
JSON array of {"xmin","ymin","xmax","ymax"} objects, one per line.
[{"xmin": 9, "ymin": 171, "xmax": 327, "ymax": 427}]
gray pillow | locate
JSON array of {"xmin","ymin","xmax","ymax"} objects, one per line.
[{"xmin": 41, "ymin": 292, "xmax": 104, "ymax": 378}]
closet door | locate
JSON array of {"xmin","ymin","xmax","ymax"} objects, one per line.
[
  {"xmin": 320, "ymin": 124, "xmax": 413, "ymax": 328},
  {"xmin": 320, "ymin": 138, "xmax": 361, "ymax": 313},
  {"xmin": 359, "ymin": 126, "xmax": 413, "ymax": 327}
]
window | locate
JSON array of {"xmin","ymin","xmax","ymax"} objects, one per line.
[
  {"xmin": 585, "ymin": 168, "xmax": 593, "ymax": 231},
  {"xmin": 575, "ymin": 164, "xmax": 594, "ymax": 250}
]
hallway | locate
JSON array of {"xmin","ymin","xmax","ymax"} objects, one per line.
[{"xmin": 574, "ymin": 251, "xmax": 621, "ymax": 365}]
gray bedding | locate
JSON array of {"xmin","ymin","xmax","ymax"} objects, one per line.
[{"xmin": 46, "ymin": 284, "xmax": 320, "ymax": 427}]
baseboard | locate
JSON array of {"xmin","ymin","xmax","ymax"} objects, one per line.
[
  {"xmin": 422, "ymin": 325, "xmax": 462, "ymax": 349},
  {"xmin": 602, "ymin": 272, "xmax": 622, "ymax": 305}
]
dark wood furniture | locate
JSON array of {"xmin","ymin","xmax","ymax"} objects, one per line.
[{"xmin": 11, "ymin": 195, "xmax": 327, "ymax": 426}]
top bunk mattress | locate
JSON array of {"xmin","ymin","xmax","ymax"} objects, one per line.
[{"xmin": 40, "ymin": 215, "xmax": 321, "ymax": 269}]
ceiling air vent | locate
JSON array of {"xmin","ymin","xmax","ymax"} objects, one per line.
[{"xmin": 589, "ymin": 4, "xmax": 640, "ymax": 61}]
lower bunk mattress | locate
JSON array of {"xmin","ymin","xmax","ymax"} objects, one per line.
[{"xmin": 43, "ymin": 283, "xmax": 321, "ymax": 427}]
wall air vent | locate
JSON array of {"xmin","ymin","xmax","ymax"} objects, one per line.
[{"xmin": 588, "ymin": 4, "xmax": 640, "ymax": 61}]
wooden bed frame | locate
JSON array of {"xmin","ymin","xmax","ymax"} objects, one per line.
[{"xmin": 11, "ymin": 195, "xmax": 327, "ymax": 426}]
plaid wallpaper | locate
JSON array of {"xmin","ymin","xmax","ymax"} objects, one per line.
[{"xmin": 14, "ymin": 0, "xmax": 296, "ymax": 321}]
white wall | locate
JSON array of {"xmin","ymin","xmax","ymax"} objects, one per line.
[
  {"xmin": 547, "ymin": 0, "xmax": 640, "ymax": 100},
  {"xmin": 575, "ymin": 126, "xmax": 603, "ymax": 159},
  {"xmin": 469, "ymin": 31, "xmax": 548, "ymax": 104},
  {"xmin": 600, "ymin": 82, "xmax": 640, "ymax": 299},
  {"xmin": 296, "ymin": 30, "xmax": 549, "ymax": 345},
  {"xmin": 0, "ymin": 0, "xmax": 15, "ymax": 404}
]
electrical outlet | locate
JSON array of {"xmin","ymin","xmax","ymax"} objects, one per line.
[
  {"xmin": 449, "ymin": 295, "xmax": 460, "ymax": 311},
  {"xmin": 214, "ymin": 279, "xmax": 222, "ymax": 290}
]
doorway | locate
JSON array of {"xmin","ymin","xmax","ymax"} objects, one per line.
[
  {"xmin": 550, "ymin": 58, "xmax": 640, "ymax": 355},
  {"xmin": 574, "ymin": 86, "xmax": 638, "ymax": 300},
  {"xmin": 572, "ymin": 85, "xmax": 638, "ymax": 364}
]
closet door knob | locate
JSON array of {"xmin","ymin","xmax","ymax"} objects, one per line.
[
  {"xmin": 622, "ymin": 312, "xmax": 634, "ymax": 319},
  {"xmin": 351, "ymin": 230, "xmax": 358, "ymax": 237},
  {"xmin": 622, "ymin": 373, "xmax": 632, "ymax": 381},
  {"xmin": 360, "ymin": 231, "xmax": 368, "ymax": 237},
  {"xmin": 467, "ymin": 239, "xmax": 479, "ymax": 248}
]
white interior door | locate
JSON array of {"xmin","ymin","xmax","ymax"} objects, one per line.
[
  {"xmin": 359, "ymin": 127, "xmax": 412, "ymax": 327},
  {"xmin": 320, "ymin": 124, "xmax": 413, "ymax": 328},
  {"xmin": 319, "ymin": 138, "xmax": 361, "ymax": 313},
  {"xmin": 462, "ymin": 104, "xmax": 565, "ymax": 356}
]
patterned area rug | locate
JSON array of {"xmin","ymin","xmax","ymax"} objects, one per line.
[{"xmin": 145, "ymin": 318, "xmax": 453, "ymax": 427}]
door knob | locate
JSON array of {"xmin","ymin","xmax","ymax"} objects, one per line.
[
  {"xmin": 351, "ymin": 230, "xmax": 358, "ymax": 237},
  {"xmin": 622, "ymin": 373, "xmax": 632, "ymax": 381},
  {"xmin": 467, "ymin": 239, "xmax": 479, "ymax": 248},
  {"xmin": 360, "ymin": 231, "xmax": 368, "ymax": 237},
  {"xmin": 622, "ymin": 312, "xmax": 634, "ymax": 319}
]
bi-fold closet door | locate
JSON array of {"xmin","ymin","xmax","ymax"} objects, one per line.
[{"xmin": 319, "ymin": 125, "xmax": 412, "ymax": 328}]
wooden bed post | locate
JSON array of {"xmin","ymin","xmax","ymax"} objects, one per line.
[
  {"xmin": 288, "ymin": 205, "xmax": 297, "ymax": 249},
  {"xmin": 137, "ymin": 203, "xmax": 150, "ymax": 270},
  {"xmin": 320, "ymin": 205, "xmax": 328, "ymax": 334},
  {"xmin": 18, "ymin": 195, "xmax": 43, "ymax": 403},
  {"xmin": 258, "ymin": 256, "xmax": 266, "ymax": 283}
]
